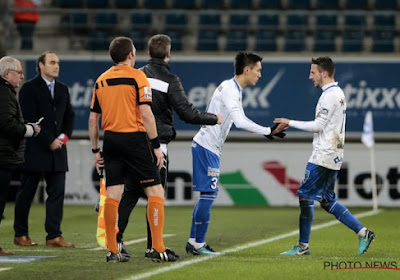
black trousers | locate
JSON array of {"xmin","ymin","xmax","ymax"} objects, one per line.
[
  {"xmin": 14, "ymin": 171, "xmax": 65, "ymax": 240},
  {"xmin": 0, "ymin": 164, "xmax": 20, "ymax": 225},
  {"xmin": 117, "ymin": 152, "xmax": 168, "ymax": 248}
]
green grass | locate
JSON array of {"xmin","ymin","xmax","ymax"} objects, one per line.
[{"xmin": 0, "ymin": 204, "xmax": 399, "ymax": 280}]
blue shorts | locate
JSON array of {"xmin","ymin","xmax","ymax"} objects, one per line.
[
  {"xmin": 192, "ymin": 141, "xmax": 220, "ymax": 193},
  {"xmin": 296, "ymin": 162, "xmax": 339, "ymax": 202}
]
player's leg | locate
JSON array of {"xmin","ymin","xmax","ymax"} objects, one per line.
[
  {"xmin": 187, "ymin": 141, "xmax": 220, "ymax": 256},
  {"xmin": 282, "ymin": 163, "xmax": 322, "ymax": 256},
  {"xmin": 320, "ymin": 198, "xmax": 375, "ymax": 254}
]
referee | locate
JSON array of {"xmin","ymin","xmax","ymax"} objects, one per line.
[{"xmin": 89, "ymin": 37, "xmax": 179, "ymax": 263}]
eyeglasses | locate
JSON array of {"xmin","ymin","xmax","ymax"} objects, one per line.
[{"xmin": 8, "ymin": 69, "xmax": 24, "ymax": 75}]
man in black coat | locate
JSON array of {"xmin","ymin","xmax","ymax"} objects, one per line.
[
  {"xmin": 116, "ymin": 34, "xmax": 222, "ymax": 257},
  {"xmin": 14, "ymin": 51, "xmax": 75, "ymax": 247},
  {"xmin": 0, "ymin": 56, "xmax": 41, "ymax": 255}
]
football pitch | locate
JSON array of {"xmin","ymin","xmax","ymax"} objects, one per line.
[{"xmin": 0, "ymin": 204, "xmax": 399, "ymax": 280}]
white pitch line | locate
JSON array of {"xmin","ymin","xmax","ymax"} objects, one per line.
[
  {"xmin": 88, "ymin": 234, "xmax": 176, "ymax": 251},
  {"xmin": 123, "ymin": 209, "xmax": 382, "ymax": 280},
  {"xmin": 0, "ymin": 268, "xmax": 12, "ymax": 272}
]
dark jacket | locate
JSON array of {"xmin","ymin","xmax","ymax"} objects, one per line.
[
  {"xmin": 0, "ymin": 77, "xmax": 26, "ymax": 165},
  {"xmin": 141, "ymin": 58, "xmax": 218, "ymax": 144},
  {"xmin": 19, "ymin": 75, "xmax": 75, "ymax": 172}
]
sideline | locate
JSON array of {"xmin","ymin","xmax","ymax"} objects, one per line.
[
  {"xmin": 123, "ymin": 209, "xmax": 383, "ymax": 280},
  {"xmin": 0, "ymin": 268, "xmax": 12, "ymax": 272}
]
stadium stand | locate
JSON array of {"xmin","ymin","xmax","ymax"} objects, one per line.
[
  {"xmin": 342, "ymin": 31, "xmax": 365, "ymax": 52},
  {"xmin": 3, "ymin": 0, "xmax": 400, "ymax": 54},
  {"xmin": 225, "ymin": 30, "xmax": 248, "ymax": 51},
  {"xmin": 115, "ymin": 0, "xmax": 138, "ymax": 9},
  {"xmin": 254, "ymin": 31, "xmax": 278, "ymax": 51}
]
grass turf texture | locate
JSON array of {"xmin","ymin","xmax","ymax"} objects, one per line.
[{"xmin": 0, "ymin": 204, "xmax": 399, "ymax": 280}]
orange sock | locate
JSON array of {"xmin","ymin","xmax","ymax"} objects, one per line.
[
  {"xmin": 147, "ymin": 196, "xmax": 166, "ymax": 253},
  {"xmin": 104, "ymin": 197, "xmax": 119, "ymax": 254}
]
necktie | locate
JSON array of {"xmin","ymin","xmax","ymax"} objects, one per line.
[{"xmin": 48, "ymin": 83, "xmax": 54, "ymax": 98}]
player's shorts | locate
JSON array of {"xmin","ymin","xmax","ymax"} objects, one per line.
[
  {"xmin": 192, "ymin": 141, "xmax": 220, "ymax": 193},
  {"xmin": 296, "ymin": 162, "xmax": 339, "ymax": 202},
  {"xmin": 103, "ymin": 131, "xmax": 160, "ymax": 188}
]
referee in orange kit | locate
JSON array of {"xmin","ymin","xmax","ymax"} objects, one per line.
[{"xmin": 89, "ymin": 36, "xmax": 180, "ymax": 263}]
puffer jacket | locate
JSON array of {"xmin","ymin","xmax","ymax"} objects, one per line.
[
  {"xmin": 141, "ymin": 58, "xmax": 218, "ymax": 143},
  {"xmin": 0, "ymin": 76, "xmax": 27, "ymax": 165}
]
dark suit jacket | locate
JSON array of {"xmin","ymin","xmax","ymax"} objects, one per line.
[{"xmin": 19, "ymin": 75, "xmax": 75, "ymax": 172}]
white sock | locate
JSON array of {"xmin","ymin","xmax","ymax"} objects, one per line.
[
  {"xmin": 194, "ymin": 242, "xmax": 205, "ymax": 250},
  {"xmin": 188, "ymin": 238, "xmax": 196, "ymax": 245},
  {"xmin": 357, "ymin": 227, "xmax": 367, "ymax": 237},
  {"xmin": 299, "ymin": 242, "xmax": 308, "ymax": 249}
]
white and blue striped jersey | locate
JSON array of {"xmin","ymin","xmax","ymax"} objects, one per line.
[
  {"xmin": 193, "ymin": 77, "xmax": 271, "ymax": 157},
  {"xmin": 289, "ymin": 82, "xmax": 346, "ymax": 170}
]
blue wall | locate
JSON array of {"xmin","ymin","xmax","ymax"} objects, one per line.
[{"xmin": 25, "ymin": 58, "xmax": 400, "ymax": 134}]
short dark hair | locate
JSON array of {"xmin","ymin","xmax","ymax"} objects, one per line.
[
  {"xmin": 148, "ymin": 34, "xmax": 171, "ymax": 59},
  {"xmin": 37, "ymin": 51, "xmax": 56, "ymax": 73},
  {"xmin": 109, "ymin": 37, "xmax": 134, "ymax": 64},
  {"xmin": 234, "ymin": 52, "xmax": 263, "ymax": 75},
  {"xmin": 311, "ymin": 56, "xmax": 335, "ymax": 77}
]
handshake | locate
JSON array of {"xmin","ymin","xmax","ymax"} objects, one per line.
[{"xmin": 265, "ymin": 121, "xmax": 289, "ymax": 140}]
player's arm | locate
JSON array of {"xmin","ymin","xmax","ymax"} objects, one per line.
[
  {"xmin": 274, "ymin": 95, "xmax": 337, "ymax": 132},
  {"xmin": 88, "ymin": 111, "xmax": 103, "ymax": 172},
  {"xmin": 169, "ymin": 77, "xmax": 220, "ymax": 125}
]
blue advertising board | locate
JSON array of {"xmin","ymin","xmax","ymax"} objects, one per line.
[{"xmin": 24, "ymin": 58, "xmax": 400, "ymax": 135}]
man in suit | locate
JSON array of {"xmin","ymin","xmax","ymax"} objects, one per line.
[{"xmin": 14, "ymin": 51, "xmax": 75, "ymax": 247}]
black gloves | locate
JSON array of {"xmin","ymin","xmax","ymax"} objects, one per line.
[{"xmin": 265, "ymin": 123, "xmax": 286, "ymax": 140}]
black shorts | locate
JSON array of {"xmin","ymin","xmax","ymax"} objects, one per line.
[{"xmin": 103, "ymin": 131, "xmax": 161, "ymax": 188}]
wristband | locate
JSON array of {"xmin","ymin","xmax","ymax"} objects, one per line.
[
  {"xmin": 150, "ymin": 137, "xmax": 160, "ymax": 149},
  {"xmin": 91, "ymin": 148, "xmax": 100, "ymax": 154}
]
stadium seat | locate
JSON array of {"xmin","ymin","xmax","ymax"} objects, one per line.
[
  {"xmin": 373, "ymin": 12, "xmax": 396, "ymax": 31},
  {"xmin": 316, "ymin": 0, "xmax": 340, "ymax": 10},
  {"xmin": 172, "ymin": 0, "xmax": 196, "ymax": 9},
  {"xmin": 225, "ymin": 31, "xmax": 248, "ymax": 51},
  {"xmin": 258, "ymin": 0, "xmax": 282, "ymax": 9},
  {"xmin": 130, "ymin": 11, "xmax": 152, "ymax": 30},
  {"xmin": 198, "ymin": 12, "xmax": 221, "ymax": 30},
  {"xmin": 287, "ymin": 0, "xmax": 311, "ymax": 9},
  {"xmin": 313, "ymin": 31, "xmax": 336, "ymax": 52},
  {"xmin": 125, "ymin": 30, "xmax": 146, "ymax": 50},
  {"xmin": 315, "ymin": 12, "xmax": 337, "ymax": 31},
  {"xmin": 286, "ymin": 11, "xmax": 309, "ymax": 31},
  {"xmin": 343, "ymin": 11, "xmax": 367, "ymax": 31},
  {"xmin": 374, "ymin": 0, "xmax": 398, "ymax": 10},
  {"xmin": 94, "ymin": 12, "xmax": 118, "ymax": 30},
  {"xmin": 86, "ymin": 30, "xmax": 111, "ymax": 50},
  {"xmin": 257, "ymin": 12, "xmax": 280, "ymax": 31},
  {"xmin": 230, "ymin": 0, "xmax": 254, "ymax": 9},
  {"xmin": 164, "ymin": 30, "xmax": 184, "ymax": 51},
  {"xmin": 284, "ymin": 31, "xmax": 306, "ymax": 51},
  {"xmin": 228, "ymin": 12, "xmax": 250, "ymax": 31},
  {"xmin": 342, "ymin": 31, "xmax": 364, "ymax": 52},
  {"xmin": 164, "ymin": 12, "xmax": 188, "ymax": 31},
  {"xmin": 62, "ymin": 12, "xmax": 88, "ymax": 31},
  {"xmin": 371, "ymin": 31, "xmax": 394, "ymax": 52},
  {"xmin": 87, "ymin": 0, "xmax": 110, "ymax": 8},
  {"xmin": 115, "ymin": 0, "xmax": 138, "ymax": 9},
  {"xmin": 200, "ymin": 0, "xmax": 225, "ymax": 9},
  {"xmin": 143, "ymin": 0, "xmax": 167, "ymax": 9},
  {"xmin": 254, "ymin": 31, "xmax": 277, "ymax": 51},
  {"xmin": 345, "ymin": 0, "xmax": 368, "ymax": 10},
  {"xmin": 196, "ymin": 31, "xmax": 219, "ymax": 51},
  {"xmin": 57, "ymin": 0, "xmax": 83, "ymax": 8}
]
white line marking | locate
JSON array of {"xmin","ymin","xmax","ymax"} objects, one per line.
[
  {"xmin": 124, "ymin": 209, "xmax": 382, "ymax": 280},
  {"xmin": 88, "ymin": 234, "xmax": 176, "ymax": 251},
  {"xmin": 0, "ymin": 268, "xmax": 12, "ymax": 272}
]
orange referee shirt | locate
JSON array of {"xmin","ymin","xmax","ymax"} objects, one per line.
[{"xmin": 90, "ymin": 65, "xmax": 152, "ymax": 133}]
